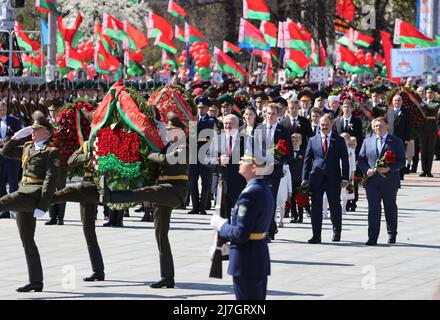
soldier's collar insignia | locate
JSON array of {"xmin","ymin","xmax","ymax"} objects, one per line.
[{"xmin": 238, "ymin": 205, "xmax": 247, "ymax": 217}]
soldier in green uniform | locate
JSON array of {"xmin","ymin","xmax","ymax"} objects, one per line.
[
  {"xmin": 420, "ymin": 84, "xmax": 440, "ymax": 177},
  {"xmin": 0, "ymin": 111, "xmax": 60, "ymax": 292},
  {"xmin": 50, "ymin": 141, "xmax": 105, "ymax": 282},
  {"xmin": 100, "ymin": 112, "xmax": 189, "ymax": 289}
]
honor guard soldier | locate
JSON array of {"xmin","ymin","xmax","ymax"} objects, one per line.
[
  {"xmin": 100, "ymin": 112, "xmax": 189, "ymax": 289},
  {"xmin": 0, "ymin": 111, "xmax": 60, "ymax": 292},
  {"xmin": 210, "ymin": 155, "xmax": 275, "ymax": 300},
  {"xmin": 297, "ymin": 89, "xmax": 314, "ymax": 119}
]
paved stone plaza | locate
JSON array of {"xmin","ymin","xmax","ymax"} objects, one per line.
[{"xmin": 0, "ymin": 163, "xmax": 439, "ymax": 300}]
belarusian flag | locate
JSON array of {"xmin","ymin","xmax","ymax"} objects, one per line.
[
  {"xmin": 393, "ymin": 19, "xmax": 436, "ymax": 47},
  {"xmin": 146, "ymin": 12, "xmax": 174, "ymax": 41},
  {"xmin": 155, "ymin": 32, "xmax": 178, "ymax": 54},
  {"xmin": 336, "ymin": 0, "xmax": 356, "ymax": 23},
  {"xmin": 184, "ymin": 22, "xmax": 208, "ymax": 44},
  {"xmin": 214, "ymin": 47, "xmax": 247, "ymax": 81},
  {"xmin": 380, "ymin": 30, "xmax": 400, "ymax": 83},
  {"xmin": 95, "ymin": 22, "xmax": 115, "ymax": 53},
  {"xmin": 66, "ymin": 43, "xmax": 86, "ymax": 70},
  {"xmin": 168, "ymin": 0, "xmax": 187, "ymax": 20},
  {"xmin": 260, "ymin": 21, "xmax": 277, "ymax": 47},
  {"xmin": 58, "ymin": 14, "xmax": 83, "ymax": 44},
  {"xmin": 161, "ymin": 50, "xmax": 178, "ymax": 70},
  {"xmin": 175, "ymin": 25, "xmax": 185, "ymax": 42},
  {"xmin": 95, "ymin": 40, "xmax": 121, "ymax": 74},
  {"xmin": 36, "ymin": 0, "xmax": 60, "ymax": 15},
  {"xmin": 284, "ymin": 20, "xmax": 312, "ymax": 56},
  {"xmin": 124, "ymin": 21, "xmax": 149, "ymax": 50},
  {"xmin": 284, "ymin": 49, "xmax": 313, "ymax": 77},
  {"xmin": 103, "ymin": 13, "xmax": 127, "ymax": 41},
  {"xmin": 238, "ymin": 18, "xmax": 269, "ymax": 51},
  {"xmin": 374, "ymin": 53, "xmax": 385, "ymax": 68},
  {"xmin": 14, "ymin": 21, "xmax": 40, "ymax": 51},
  {"xmin": 336, "ymin": 44, "xmax": 362, "ymax": 74},
  {"xmin": 223, "ymin": 40, "xmax": 241, "ymax": 54},
  {"xmin": 311, "ymin": 39, "xmax": 318, "ymax": 65},
  {"xmin": 319, "ymin": 40, "xmax": 330, "ymax": 67},
  {"xmin": 243, "ymin": 0, "xmax": 270, "ymax": 21},
  {"xmin": 124, "ymin": 50, "xmax": 145, "ymax": 76},
  {"xmin": 23, "ymin": 53, "xmax": 43, "ymax": 74},
  {"xmin": 337, "ymin": 29, "xmax": 374, "ymax": 48}
]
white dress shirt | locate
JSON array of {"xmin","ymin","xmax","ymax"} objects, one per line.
[
  {"xmin": 34, "ymin": 140, "xmax": 47, "ymax": 150},
  {"xmin": 0, "ymin": 116, "xmax": 7, "ymax": 139},
  {"xmin": 376, "ymin": 132, "xmax": 388, "ymax": 155}
]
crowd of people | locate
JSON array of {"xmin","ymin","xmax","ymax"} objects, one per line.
[{"xmin": 0, "ymin": 74, "xmax": 439, "ymax": 299}]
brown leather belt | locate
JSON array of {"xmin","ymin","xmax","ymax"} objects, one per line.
[
  {"xmin": 159, "ymin": 175, "xmax": 188, "ymax": 181},
  {"xmin": 21, "ymin": 176, "xmax": 44, "ymax": 185},
  {"xmin": 249, "ymin": 233, "xmax": 266, "ymax": 240}
]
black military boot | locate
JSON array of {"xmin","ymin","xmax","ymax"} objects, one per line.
[
  {"xmin": 150, "ymin": 277, "xmax": 175, "ymax": 288},
  {"xmin": 83, "ymin": 272, "xmax": 105, "ymax": 282},
  {"xmin": 16, "ymin": 282, "xmax": 43, "ymax": 292}
]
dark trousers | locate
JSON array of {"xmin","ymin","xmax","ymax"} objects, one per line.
[
  {"xmin": 420, "ymin": 122, "xmax": 437, "ymax": 174},
  {"xmin": 400, "ymin": 143, "xmax": 408, "ymax": 179},
  {"xmin": 412, "ymin": 137, "xmax": 420, "ymax": 171},
  {"xmin": 0, "ymin": 159, "xmax": 20, "ymax": 199},
  {"xmin": 265, "ymin": 176, "xmax": 281, "ymax": 238},
  {"xmin": 16, "ymin": 212, "xmax": 43, "ymax": 284},
  {"xmin": 310, "ymin": 179, "xmax": 342, "ymax": 238},
  {"xmin": 366, "ymin": 183, "xmax": 398, "ymax": 241},
  {"xmin": 189, "ymin": 164, "xmax": 212, "ymax": 213},
  {"xmin": 233, "ymin": 276, "xmax": 267, "ymax": 300},
  {"xmin": 290, "ymin": 182, "xmax": 304, "ymax": 220},
  {"xmin": 80, "ymin": 203, "xmax": 104, "ymax": 273},
  {"xmin": 48, "ymin": 169, "xmax": 67, "ymax": 221},
  {"xmin": 154, "ymin": 206, "xmax": 174, "ymax": 279}
]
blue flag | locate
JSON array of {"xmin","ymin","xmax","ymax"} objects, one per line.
[{"xmin": 40, "ymin": 19, "xmax": 48, "ymax": 46}]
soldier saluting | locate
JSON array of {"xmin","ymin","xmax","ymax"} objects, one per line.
[{"xmin": 0, "ymin": 111, "xmax": 60, "ymax": 292}]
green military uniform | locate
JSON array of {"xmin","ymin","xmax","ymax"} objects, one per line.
[
  {"xmin": 51, "ymin": 142, "xmax": 104, "ymax": 278},
  {"xmin": 101, "ymin": 113, "xmax": 189, "ymax": 286},
  {"xmin": 420, "ymin": 99, "xmax": 440, "ymax": 176},
  {"xmin": 0, "ymin": 127, "xmax": 60, "ymax": 288}
]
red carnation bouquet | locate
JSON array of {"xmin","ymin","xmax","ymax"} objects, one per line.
[
  {"xmin": 274, "ymin": 139, "xmax": 289, "ymax": 160},
  {"xmin": 294, "ymin": 186, "xmax": 310, "ymax": 208},
  {"xmin": 284, "ymin": 200, "xmax": 292, "ymax": 210},
  {"xmin": 363, "ymin": 150, "xmax": 398, "ymax": 187}
]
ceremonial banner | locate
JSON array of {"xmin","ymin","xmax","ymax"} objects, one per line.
[
  {"xmin": 391, "ymin": 46, "xmax": 440, "ymax": 78},
  {"xmin": 309, "ymin": 67, "xmax": 331, "ymax": 85}
]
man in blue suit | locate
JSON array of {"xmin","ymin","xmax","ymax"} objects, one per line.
[
  {"xmin": 254, "ymin": 103, "xmax": 292, "ymax": 240},
  {"xmin": 358, "ymin": 117, "xmax": 406, "ymax": 245},
  {"xmin": 0, "ymin": 99, "xmax": 22, "ymax": 219},
  {"xmin": 210, "ymin": 155, "xmax": 274, "ymax": 300},
  {"xmin": 302, "ymin": 114, "xmax": 349, "ymax": 243}
]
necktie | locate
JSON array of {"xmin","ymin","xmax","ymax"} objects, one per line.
[
  {"xmin": 322, "ymin": 135, "xmax": 328, "ymax": 154},
  {"xmin": 227, "ymin": 135, "xmax": 233, "ymax": 157},
  {"xmin": 394, "ymin": 110, "xmax": 399, "ymax": 118},
  {"xmin": 376, "ymin": 136, "xmax": 383, "ymax": 157},
  {"xmin": 344, "ymin": 119, "xmax": 349, "ymax": 131},
  {"xmin": 292, "ymin": 118, "xmax": 297, "ymax": 131}
]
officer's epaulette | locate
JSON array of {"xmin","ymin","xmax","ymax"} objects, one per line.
[{"xmin": 23, "ymin": 141, "xmax": 33, "ymax": 147}]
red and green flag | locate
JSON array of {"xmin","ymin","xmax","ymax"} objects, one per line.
[
  {"xmin": 14, "ymin": 21, "xmax": 40, "ymax": 52},
  {"xmin": 103, "ymin": 13, "xmax": 127, "ymax": 41},
  {"xmin": 125, "ymin": 50, "xmax": 145, "ymax": 76},
  {"xmin": 336, "ymin": 44, "xmax": 362, "ymax": 74},
  {"xmin": 66, "ymin": 43, "xmax": 86, "ymax": 70},
  {"xmin": 284, "ymin": 20, "xmax": 312, "ymax": 56},
  {"xmin": 124, "ymin": 21, "xmax": 149, "ymax": 50},
  {"xmin": 23, "ymin": 53, "xmax": 44, "ymax": 74},
  {"xmin": 393, "ymin": 19, "xmax": 436, "ymax": 48},
  {"xmin": 284, "ymin": 49, "xmax": 313, "ymax": 77},
  {"xmin": 260, "ymin": 21, "xmax": 278, "ymax": 47},
  {"xmin": 161, "ymin": 50, "xmax": 178, "ymax": 70},
  {"xmin": 243, "ymin": 0, "xmax": 270, "ymax": 21},
  {"xmin": 58, "ymin": 14, "xmax": 83, "ymax": 44},
  {"xmin": 336, "ymin": 0, "xmax": 356, "ymax": 23},
  {"xmin": 380, "ymin": 30, "xmax": 400, "ymax": 83},
  {"xmin": 184, "ymin": 22, "xmax": 209, "ymax": 44},
  {"xmin": 374, "ymin": 53, "xmax": 385, "ymax": 68},
  {"xmin": 214, "ymin": 47, "xmax": 248, "ymax": 81},
  {"xmin": 223, "ymin": 40, "xmax": 241, "ymax": 54},
  {"xmin": 319, "ymin": 40, "xmax": 330, "ymax": 67},
  {"xmin": 175, "ymin": 25, "xmax": 185, "ymax": 42},
  {"xmin": 95, "ymin": 40, "xmax": 121, "ymax": 74},
  {"xmin": 155, "ymin": 32, "xmax": 178, "ymax": 54},
  {"xmin": 238, "ymin": 18, "xmax": 269, "ymax": 51},
  {"xmin": 95, "ymin": 22, "xmax": 115, "ymax": 53},
  {"xmin": 36, "ymin": 0, "xmax": 60, "ymax": 15},
  {"xmin": 146, "ymin": 12, "xmax": 174, "ymax": 41},
  {"xmin": 311, "ymin": 39, "xmax": 318, "ymax": 65},
  {"xmin": 168, "ymin": 0, "xmax": 187, "ymax": 20},
  {"xmin": 337, "ymin": 29, "xmax": 374, "ymax": 48}
]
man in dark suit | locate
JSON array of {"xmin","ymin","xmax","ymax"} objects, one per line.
[
  {"xmin": 287, "ymin": 133, "xmax": 306, "ymax": 223},
  {"xmin": 334, "ymin": 98, "xmax": 364, "ymax": 155},
  {"xmin": 0, "ymin": 99, "xmax": 22, "ymax": 219},
  {"xmin": 302, "ymin": 114, "xmax": 349, "ymax": 243},
  {"xmin": 358, "ymin": 117, "xmax": 406, "ymax": 245},
  {"xmin": 387, "ymin": 95, "xmax": 411, "ymax": 180},
  {"xmin": 254, "ymin": 103, "xmax": 293, "ymax": 240},
  {"xmin": 209, "ymin": 114, "xmax": 247, "ymax": 218},
  {"xmin": 280, "ymin": 98, "xmax": 313, "ymax": 150}
]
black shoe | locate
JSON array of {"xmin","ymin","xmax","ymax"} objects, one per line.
[
  {"xmin": 199, "ymin": 211, "xmax": 207, "ymax": 215},
  {"xmin": 419, "ymin": 172, "xmax": 427, "ymax": 177},
  {"xmin": 124, "ymin": 211, "xmax": 130, "ymax": 217},
  {"xmin": 83, "ymin": 272, "xmax": 105, "ymax": 282},
  {"xmin": 187, "ymin": 210, "xmax": 198, "ymax": 215},
  {"xmin": 388, "ymin": 236, "xmax": 396, "ymax": 244},
  {"xmin": 308, "ymin": 237, "xmax": 321, "ymax": 244},
  {"xmin": 0, "ymin": 212, "xmax": 11, "ymax": 219},
  {"xmin": 150, "ymin": 278, "xmax": 175, "ymax": 288},
  {"xmin": 140, "ymin": 211, "xmax": 152, "ymax": 222},
  {"xmin": 427, "ymin": 173, "xmax": 434, "ymax": 178},
  {"xmin": 290, "ymin": 218, "xmax": 298, "ymax": 223},
  {"xmin": 57, "ymin": 220, "xmax": 64, "ymax": 225},
  {"xmin": 332, "ymin": 233, "xmax": 341, "ymax": 242},
  {"xmin": 410, "ymin": 167, "xmax": 417, "ymax": 173},
  {"xmin": 297, "ymin": 217, "xmax": 303, "ymax": 223},
  {"xmin": 134, "ymin": 206, "xmax": 144, "ymax": 213},
  {"xmin": 16, "ymin": 282, "xmax": 43, "ymax": 292},
  {"xmin": 103, "ymin": 222, "xmax": 112, "ymax": 227},
  {"xmin": 365, "ymin": 239, "xmax": 377, "ymax": 246},
  {"xmin": 45, "ymin": 218, "xmax": 57, "ymax": 225}
]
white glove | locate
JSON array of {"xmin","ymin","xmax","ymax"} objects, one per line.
[
  {"xmin": 33, "ymin": 209, "xmax": 46, "ymax": 218},
  {"xmin": 210, "ymin": 215, "xmax": 227, "ymax": 231},
  {"xmin": 221, "ymin": 243, "xmax": 230, "ymax": 256},
  {"xmin": 12, "ymin": 126, "xmax": 32, "ymax": 140}
]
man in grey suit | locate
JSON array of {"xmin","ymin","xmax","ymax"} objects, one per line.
[{"xmin": 358, "ymin": 117, "xmax": 406, "ymax": 246}]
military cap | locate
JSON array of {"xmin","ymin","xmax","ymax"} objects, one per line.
[
  {"xmin": 254, "ymin": 90, "xmax": 269, "ymax": 101},
  {"xmin": 370, "ymin": 84, "xmax": 390, "ymax": 94},
  {"xmin": 425, "ymin": 83, "xmax": 439, "ymax": 93},
  {"xmin": 31, "ymin": 111, "xmax": 53, "ymax": 131},
  {"xmin": 217, "ymin": 94, "xmax": 235, "ymax": 106},
  {"xmin": 234, "ymin": 88, "xmax": 250, "ymax": 99},
  {"xmin": 166, "ymin": 112, "xmax": 187, "ymax": 130},
  {"xmin": 47, "ymin": 98, "xmax": 63, "ymax": 111},
  {"xmin": 208, "ymin": 105, "xmax": 218, "ymax": 112},
  {"xmin": 195, "ymin": 96, "xmax": 212, "ymax": 107},
  {"xmin": 267, "ymin": 87, "xmax": 280, "ymax": 98},
  {"xmin": 297, "ymin": 89, "xmax": 313, "ymax": 101},
  {"xmin": 313, "ymin": 90, "xmax": 329, "ymax": 100}
]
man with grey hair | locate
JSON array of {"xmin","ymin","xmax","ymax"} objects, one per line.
[{"xmin": 323, "ymin": 95, "xmax": 340, "ymax": 118}]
